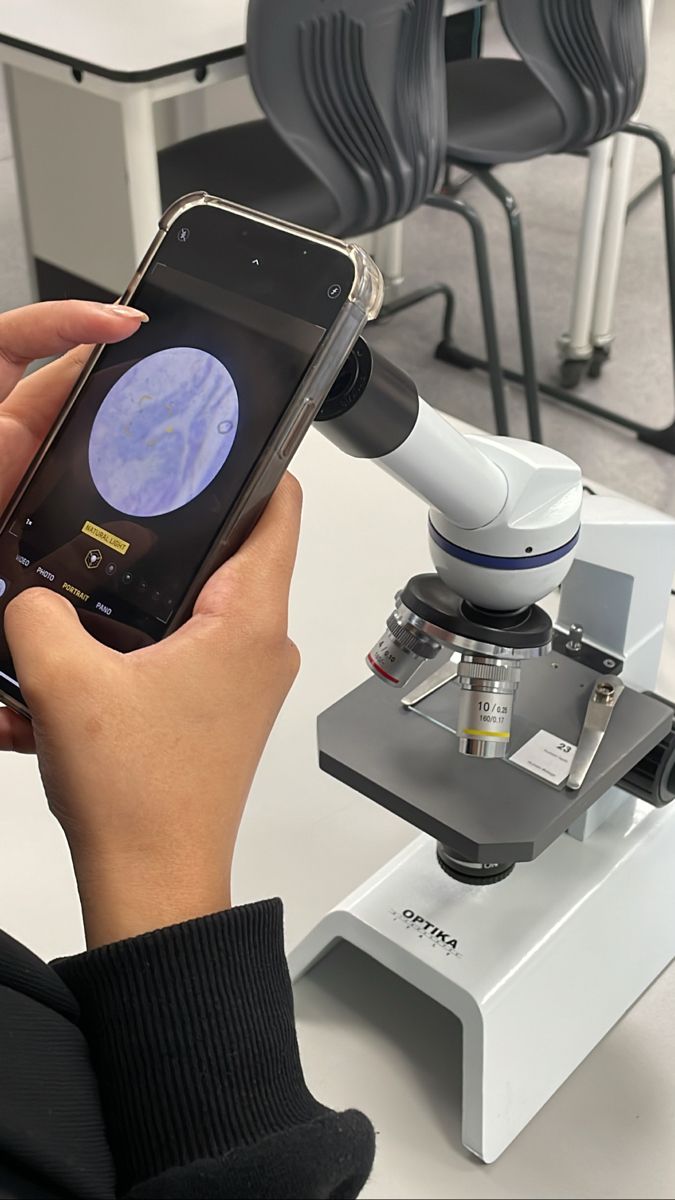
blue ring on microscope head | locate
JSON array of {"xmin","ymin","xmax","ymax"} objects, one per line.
[{"xmin": 428, "ymin": 520, "xmax": 580, "ymax": 571}]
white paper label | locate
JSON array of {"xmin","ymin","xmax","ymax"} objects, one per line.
[{"xmin": 509, "ymin": 729, "xmax": 577, "ymax": 786}]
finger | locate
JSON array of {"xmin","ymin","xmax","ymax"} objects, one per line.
[
  {"xmin": 0, "ymin": 707, "xmax": 35, "ymax": 753},
  {"xmin": 4, "ymin": 589, "xmax": 107, "ymax": 712},
  {"xmin": 194, "ymin": 474, "xmax": 303, "ymax": 621},
  {"xmin": 233, "ymin": 474, "xmax": 303, "ymax": 587},
  {"xmin": 0, "ymin": 304, "xmax": 147, "ymax": 511},
  {"xmin": 1, "ymin": 341, "xmax": 94, "ymax": 433},
  {"xmin": 0, "ymin": 299, "xmax": 148, "ymax": 404},
  {"xmin": 0, "ymin": 346, "xmax": 96, "ymax": 512}
]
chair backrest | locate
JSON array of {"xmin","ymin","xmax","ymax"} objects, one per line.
[
  {"xmin": 246, "ymin": 0, "xmax": 447, "ymax": 237},
  {"xmin": 498, "ymin": 0, "xmax": 646, "ymax": 151}
]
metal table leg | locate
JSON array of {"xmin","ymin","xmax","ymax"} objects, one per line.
[
  {"xmin": 561, "ymin": 0, "xmax": 656, "ymax": 383},
  {"xmin": 119, "ymin": 86, "xmax": 164, "ymax": 267},
  {"xmin": 558, "ymin": 137, "xmax": 614, "ymax": 388},
  {"xmin": 369, "ymin": 219, "xmax": 406, "ymax": 297}
]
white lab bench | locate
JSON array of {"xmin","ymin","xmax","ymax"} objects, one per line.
[
  {"xmin": 0, "ymin": 418, "xmax": 673, "ymax": 1199},
  {"xmin": 0, "ymin": 0, "xmax": 482, "ymax": 298},
  {"xmin": 0, "ymin": 0, "xmax": 251, "ymax": 295}
]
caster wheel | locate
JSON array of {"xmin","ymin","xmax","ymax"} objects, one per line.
[
  {"xmin": 588, "ymin": 345, "xmax": 610, "ymax": 379},
  {"xmin": 559, "ymin": 358, "xmax": 586, "ymax": 389}
]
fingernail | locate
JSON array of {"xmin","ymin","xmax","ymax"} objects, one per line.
[
  {"xmin": 111, "ymin": 304, "xmax": 149, "ymax": 322},
  {"xmin": 91, "ymin": 302, "xmax": 149, "ymax": 322}
]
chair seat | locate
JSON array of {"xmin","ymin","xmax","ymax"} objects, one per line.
[
  {"xmin": 445, "ymin": 58, "xmax": 567, "ymax": 166},
  {"xmin": 158, "ymin": 119, "xmax": 340, "ymax": 233}
]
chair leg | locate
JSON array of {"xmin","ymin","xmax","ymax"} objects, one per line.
[
  {"xmin": 626, "ymin": 140, "xmax": 675, "ymax": 219},
  {"xmin": 623, "ymin": 122, "xmax": 675, "ymax": 452},
  {"xmin": 376, "ymin": 271, "xmax": 510, "ymax": 438},
  {"xmin": 378, "ymin": 281, "xmax": 455, "ymax": 347},
  {"xmin": 470, "ymin": 169, "xmax": 543, "ymax": 444},
  {"xmin": 545, "ymin": 122, "xmax": 675, "ymax": 455},
  {"xmin": 426, "ymin": 192, "xmax": 510, "ymax": 437},
  {"xmin": 437, "ymin": 131, "xmax": 675, "ymax": 455}
]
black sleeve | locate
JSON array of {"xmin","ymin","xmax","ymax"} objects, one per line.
[
  {"xmin": 52, "ymin": 899, "xmax": 374, "ymax": 1199},
  {"xmin": 0, "ymin": 928, "xmax": 116, "ymax": 1200}
]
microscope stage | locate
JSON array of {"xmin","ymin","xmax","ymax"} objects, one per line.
[{"xmin": 318, "ymin": 652, "xmax": 672, "ymax": 861}]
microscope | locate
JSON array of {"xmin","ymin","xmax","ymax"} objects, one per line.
[{"xmin": 289, "ymin": 338, "xmax": 675, "ymax": 1161}]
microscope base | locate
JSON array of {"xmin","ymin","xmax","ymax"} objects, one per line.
[{"xmin": 289, "ymin": 797, "xmax": 675, "ymax": 1163}]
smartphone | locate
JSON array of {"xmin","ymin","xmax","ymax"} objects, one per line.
[{"xmin": 0, "ymin": 193, "xmax": 383, "ymax": 716}]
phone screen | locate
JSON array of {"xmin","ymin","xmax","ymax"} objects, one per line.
[{"xmin": 0, "ymin": 204, "xmax": 355, "ymax": 707}]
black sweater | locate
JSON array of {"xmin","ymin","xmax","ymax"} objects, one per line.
[{"xmin": 0, "ymin": 899, "xmax": 374, "ymax": 1199}]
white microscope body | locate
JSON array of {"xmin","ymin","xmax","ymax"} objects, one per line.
[
  {"xmin": 290, "ymin": 339, "xmax": 675, "ymax": 1161},
  {"xmin": 376, "ymin": 401, "xmax": 582, "ymax": 609}
]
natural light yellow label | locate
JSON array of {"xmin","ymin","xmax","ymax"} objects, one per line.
[{"xmin": 82, "ymin": 521, "xmax": 129, "ymax": 555}]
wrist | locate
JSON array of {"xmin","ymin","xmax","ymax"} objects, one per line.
[{"xmin": 71, "ymin": 849, "xmax": 232, "ymax": 948}]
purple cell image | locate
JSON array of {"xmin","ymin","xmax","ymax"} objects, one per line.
[{"xmin": 88, "ymin": 347, "xmax": 239, "ymax": 518}]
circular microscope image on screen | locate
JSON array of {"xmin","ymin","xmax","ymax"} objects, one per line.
[{"xmin": 88, "ymin": 347, "xmax": 239, "ymax": 518}]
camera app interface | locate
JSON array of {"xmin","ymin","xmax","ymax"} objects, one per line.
[{"xmin": 0, "ymin": 205, "xmax": 354, "ymax": 706}]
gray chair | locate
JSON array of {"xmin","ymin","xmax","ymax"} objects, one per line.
[
  {"xmin": 436, "ymin": 0, "xmax": 675, "ymax": 452},
  {"xmin": 446, "ymin": 1, "xmax": 645, "ymax": 162},
  {"xmin": 158, "ymin": 0, "xmax": 511, "ymax": 435}
]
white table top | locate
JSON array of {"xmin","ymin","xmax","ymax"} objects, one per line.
[
  {"xmin": 0, "ymin": 0, "xmax": 482, "ymax": 81},
  {"xmin": 0, "ymin": 0, "xmax": 247, "ymax": 81},
  {"xmin": 1, "ymin": 417, "xmax": 673, "ymax": 1197}
]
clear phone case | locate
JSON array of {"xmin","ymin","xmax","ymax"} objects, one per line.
[{"xmin": 138, "ymin": 194, "xmax": 384, "ymax": 636}]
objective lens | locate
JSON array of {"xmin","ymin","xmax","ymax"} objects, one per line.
[
  {"xmin": 367, "ymin": 608, "xmax": 442, "ymax": 688},
  {"xmin": 456, "ymin": 654, "xmax": 521, "ymax": 758}
]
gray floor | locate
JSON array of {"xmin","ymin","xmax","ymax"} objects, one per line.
[{"xmin": 1, "ymin": 3, "xmax": 675, "ymax": 513}]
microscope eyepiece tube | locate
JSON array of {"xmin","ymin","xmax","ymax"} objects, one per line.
[{"xmin": 315, "ymin": 337, "xmax": 508, "ymax": 529}]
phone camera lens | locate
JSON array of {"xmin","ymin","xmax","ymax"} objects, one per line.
[{"xmin": 327, "ymin": 284, "xmax": 342, "ymax": 300}]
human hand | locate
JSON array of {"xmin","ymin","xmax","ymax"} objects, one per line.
[
  {"xmin": 0, "ymin": 300, "xmax": 302, "ymax": 947},
  {"xmin": 0, "ymin": 299, "xmax": 148, "ymax": 753},
  {"xmin": 4, "ymin": 475, "xmax": 302, "ymax": 949}
]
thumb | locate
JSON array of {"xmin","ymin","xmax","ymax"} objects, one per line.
[{"xmin": 4, "ymin": 589, "xmax": 103, "ymax": 713}]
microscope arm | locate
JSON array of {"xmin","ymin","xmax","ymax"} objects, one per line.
[{"xmin": 313, "ymin": 338, "xmax": 585, "ymax": 757}]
